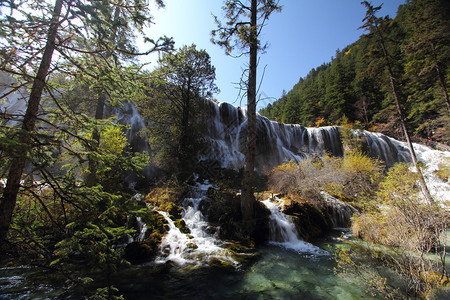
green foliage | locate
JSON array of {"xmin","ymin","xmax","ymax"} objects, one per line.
[
  {"xmin": 211, "ymin": 0, "xmax": 282, "ymax": 55},
  {"xmin": 90, "ymin": 286, "xmax": 124, "ymax": 300},
  {"xmin": 0, "ymin": 76, "xmax": 152, "ymax": 297},
  {"xmin": 0, "ymin": 0, "xmax": 171, "ymax": 297},
  {"xmin": 136, "ymin": 45, "xmax": 216, "ymax": 177},
  {"xmin": 260, "ymin": 0, "xmax": 450, "ymax": 141}
]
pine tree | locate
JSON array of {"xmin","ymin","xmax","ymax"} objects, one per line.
[
  {"xmin": 137, "ymin": 44, "xmax": 218, "ymax": 178},
  {"xmin": 0, "ymin": 0, "xmax": 172, "ymax": 244},
  {"xmin": 0, "ymin": 0, "xmax": 64, "ymax": 243},
  {"xmin": 360, "ymin": 1, "xmax": 433, "ymax": 204}
]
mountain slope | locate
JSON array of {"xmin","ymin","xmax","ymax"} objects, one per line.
[{"xmin": 259, "ymin": 0, "xmax": 449, "ymax": 144}]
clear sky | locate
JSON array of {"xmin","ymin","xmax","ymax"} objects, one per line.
[{"xmin": 139, "ymin": 0, "xmax": 406, "ymax": 110}]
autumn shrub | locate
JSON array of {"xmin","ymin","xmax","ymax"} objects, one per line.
[
  {"xmin": 268, "ymin": 151, "xmax": 382, "ymax": 209},
  {"xmin": 348, "ymin": 163, "xmax": 449, "ymax": 297}
]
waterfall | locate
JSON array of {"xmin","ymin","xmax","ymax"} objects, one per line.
[
  {"xmin": 412, "ymin": 143, "xmax": 450, "ymax": 202},
  {"xmin": 2, "ymin": 73, "xmax": 447, "ymax": 198},
  {"xmin": 156, "ymin": 211, "xmax": 194, "ymax": 265},
  {"xmin": 320, "ymin": 192, "xmax": 358, "ymax": 228},
  {"xmin": 125, "ymin": 194, "xmax": 148, "ymax": 244},
  {"xmin": 202, "ymin": 101, "xmax": 415, "ymax": 171},
  {"xmin": 0, "ymin": 72, "xmax": 28, "ymax": 126},
  {"xmin": 261, "ymin": 198, "xmax": 328, "ymax": 256},
  {"xmin": 135, "ymin": 217, "xmax": 147, "ymax": 242},
  {"xmin": 114, "ymin": 101, "xmax": 153, "ymax": 181},
  {"xmin": 156, "ymin": 180, "xmax": 236, "ymax": 266}
]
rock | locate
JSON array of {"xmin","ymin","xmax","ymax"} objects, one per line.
[
  {"xmin": 124, "ymin": 242, "xmax": 156, "ymax": 264},
  {"xmin": 282, "ymin": 200, "xmax": 331, "ymax": 241},
  {"xmin": 320, "ymin": 191, "xmax": 358, "ymax": 228}
]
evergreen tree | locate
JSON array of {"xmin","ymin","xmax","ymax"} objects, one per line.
[
  {"xmin": 0, "ymin": 0, "xmax": 64, "ymax": 243},
  {"xmin": 0, "ymin": 0, "xmax": 172, "ymax": 249},
  {"xmin": 403, "ymin": 0, "xmax": 450, "ymax": 112},
  {"xmin": 137, "ymin": 44, "xmax": 218, "ymax": 178},
  {"xmin": 360, "ymin": 1, "xmax": 433, "ymax": 204}
]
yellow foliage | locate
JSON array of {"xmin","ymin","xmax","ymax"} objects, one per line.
[
  {"xmin": 270, "ymin": 160, "xmax": 299, "ymax": 173},
  {"xmin": 99, "ymin": 125, "xmax": 128, "ymax": 155},
  {"xmin": 315, "ymin": 117, "xmax": 326, "ymax": 127},
  {"xmin": 342, "ymin": 151, "xmax": 382, "ymax": 177}
]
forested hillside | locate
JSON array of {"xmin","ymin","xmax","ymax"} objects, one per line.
[{"xmin": 259, "ymin": 0, "xmax": 449, "ymax": 143}]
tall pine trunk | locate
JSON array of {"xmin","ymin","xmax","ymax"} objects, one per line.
[
  {"xmin": 377, "ymin": 31, "xmax": 434, "ymax": 204},
  {"xmin": 430, "ymin": 43, "xmax": 450, "ymax": 112},
  {"xmin": 241, "ymin": 0, "xmax": 257, "ymax": 221},
  {"xmin": 0, "ymin": 0, "xmax": 64, "ymax": 243}
]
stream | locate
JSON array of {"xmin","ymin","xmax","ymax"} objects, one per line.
[
  {"xmin": 0, "ymin": 232, "xmax": 371, "ymax": 299},
  {"xmin": 2, "ymin": 179, "xmax": 448, "ymax": 299},
  {"xmin": 0, "ymin": 186, "xmax": 373, "ymax": 299}
]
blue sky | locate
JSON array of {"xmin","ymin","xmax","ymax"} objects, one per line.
[{"xmin": 140, "ymin": 0, "xmax": 405, "ymax": 110}]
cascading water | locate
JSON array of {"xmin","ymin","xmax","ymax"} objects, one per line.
[
  {"xmin": 320, "ymin": 192, "xmax": 358, "ymax": 228},
  {"xmin": 156, "ymin": 211, "xmax": 193, "ymax": 265},
  {"xmin": 261, "ymin": 197, "xmax": 328, "ymax": 256},
  {"xmin": 202, "ymin": 101, "xmax": 417, "ymax": 171},
  {"xmin": 156, "ymin": 180, "xmax": 236, "ymax": 266},
  {"xmin": 202, "ymin": 101, "xmax": 449, "ymax": 202},
  {"xmin": 2, "ymin": 72, "xmax": 447, "ymax": 183},
  {"xmin": 0, "ymin": 72, "xmax": 29, "ymax": 126},
  {"xmin": 114, "ymin": 101, "xmax": 153, "ymax": 181},
  {"xmin": 412, "ymin": 143, "xmax": 450, "ymax": 202}
]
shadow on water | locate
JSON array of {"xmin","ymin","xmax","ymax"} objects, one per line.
[
  {"xmin": 1, "ymin": 238, "xmax": 372, "ymax": 299},
  {"xmin": 1, "ymin": 229, "xmax": 388, "ymax": 299},
  {"xmin": 112, "ymin": 236, "xmax": 372, "ymax": 300}
]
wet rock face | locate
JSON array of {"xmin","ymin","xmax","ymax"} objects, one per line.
[
  {"xmin": 279, "ymin": 192, "xmax": 358, "ymax": 241},
  {"xmin": 205, "ymin": 188, "xmax": 270, "ymax": 245},
  {"xmin": 319, "ymin": 192, "xmax": 358, "ymax": 228},
  {"xmin": 282, "ymin": 200, "xmax": 331, "ymax": 241}
]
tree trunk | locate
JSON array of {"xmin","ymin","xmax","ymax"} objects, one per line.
[
  {"xmin": 241, "ymin": 0, "xmax": 257, "ymax": 221},
  {"xmin": 378, "ymin": 32, "xmax": 434, "ymax": 204},
  {"xmin": 86, "ymin": 92, "xmax": 106, "ymax": 186},
  {"xmin": 431, "ymin": 43, "xmax": 450, "ymax": 112},
  {"xmin": 86, "ymin": 5, "xmax": 122, "ymax": 186},
  {"xmin": 0, "ymin": 0, "xmax": 64, "ymax": 243}
]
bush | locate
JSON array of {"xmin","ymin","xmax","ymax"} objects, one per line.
[
  {"xmin": 268, "ymin": 152, "xmax": 382, "ymax": 209},
  {"xmin": 348, "ymin": 163, "xmax": 449, "ymax": 297}
]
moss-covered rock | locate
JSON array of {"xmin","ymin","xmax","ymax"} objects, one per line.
[
  {"xmin": 174, "ymin": 219, "xmax": 190, "ymax": 234},
  {"xmin": 124, "ymin": 210, "xmax": 170, "ymax": 264},
  {"xmin": 144, "ymin": 183, "xmax": 188, "ymax": 218}
]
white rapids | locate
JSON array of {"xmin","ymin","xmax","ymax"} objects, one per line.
[
  {"xmin": 261, "ymin": 197, "xmax": 329, "ymax": 256},
  {"xmin": 155, "ymin": 180, "xmax": 236, "ymax": 266}
]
